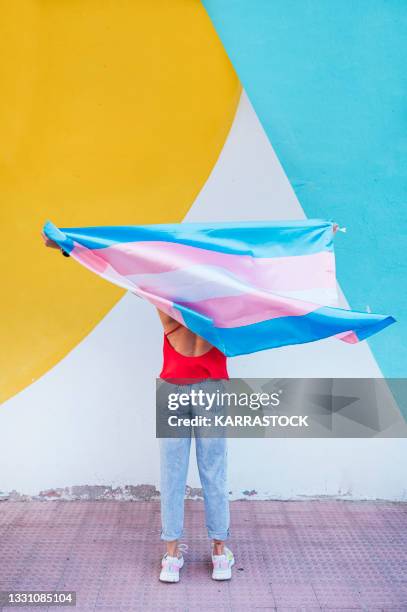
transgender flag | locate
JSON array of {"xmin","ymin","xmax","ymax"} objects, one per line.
[{"xmin": 42, "ymin": 219, "xmax": 395, "ymax": 356}]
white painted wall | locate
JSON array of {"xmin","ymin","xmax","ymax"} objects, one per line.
[{"xmin": 1, "ymin": 91, "xmax": 406, "ymax": 500}]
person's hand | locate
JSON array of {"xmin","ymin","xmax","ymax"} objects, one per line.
[
  {"xmin": 41, "ymin": 231, "xmax": 70, "ymax": 256},
  {"xmin": 41, "ymin": 231, "xmax": 60, "ymax": 249}
]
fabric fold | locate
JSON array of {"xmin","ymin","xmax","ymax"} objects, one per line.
[{"xmin": 43, "ymin": 219, "xmax": 395, "ymax": 356}]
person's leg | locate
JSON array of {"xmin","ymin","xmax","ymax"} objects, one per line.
[
  {"xmin": 192, "ymin": 380, "xmax": 229, "ymax": 547},
  {"xmin": 195, "ymin": 435, "xmax": 230, "ymax": 545},
  {"xmin": 159, "ymin": 435, "xmax": 191, "ymax": 583},
  {"xmin": 159, "ymin": 435, "xmax": 191, "ymax": 551},
  {"xmin": 158, "ymin": 381, "xmax": 192, "ymax": 559},
  {"xmin": 193, "ymin": 380, "xmax": 235, "ymax": 579},
  {"xmin": 195, "ymin": 435, "xmax": 235, "ymax": 579}
]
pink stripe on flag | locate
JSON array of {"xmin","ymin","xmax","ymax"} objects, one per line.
[
  {"xmin": 335, "ymin": 330, "xmax": 359, "ymax": 344},
  {"xmin": 91, "ymin": 241, "xmax": 335, "ymax": 292},
  {"xmin": 71, "ymin": 242, "xmax": 109, "ymax": 273},
  {"xmin": 180, "ymin": 291, "xmax": 318, "ymax": 328},
  {"xmin": 70, "ymin": 241, "xmax": 184, "ymax": 323},
  {"xmin": 70, "ymin": 240, "xmax": 327, "ymax": 328}
]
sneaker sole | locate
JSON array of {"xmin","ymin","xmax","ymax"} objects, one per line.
[{"xmin": 159, "ymin": 571, "xmax": 180, "ymax": 583}]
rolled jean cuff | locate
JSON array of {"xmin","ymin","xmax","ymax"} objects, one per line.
[
  {"xmin": 160, "ymin": 530, "xmax": 183, "ymax": 541},
  {"xmin": 208, "ymin": 528, "xmax": 230, "ymax": 541}
]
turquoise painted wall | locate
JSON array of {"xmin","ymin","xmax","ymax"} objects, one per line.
[{"xmin": 203, "ymin": 0, "xmax": 407, "ymax": 376}]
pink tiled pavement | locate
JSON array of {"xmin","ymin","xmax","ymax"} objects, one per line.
[{"xmin": 0, "ymin": 499, "xmax": 406, "ymax": 610}]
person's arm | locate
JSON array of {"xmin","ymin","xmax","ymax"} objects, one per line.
[{"xmin": 156, "ymin": 308, "xmax": 183, "ymax": 334}]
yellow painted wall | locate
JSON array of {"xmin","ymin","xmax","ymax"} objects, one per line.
[{"xmin": 0, "ymin": 1, "xmax": 240, "ymax": 403}]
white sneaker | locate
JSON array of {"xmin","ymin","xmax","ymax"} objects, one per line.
[
  {"xmin": 159, "ymin": 553, "xmax": 184, "ymax": 583},
  {"xmin": 211, "ymin": 545, "xmax": 235, "ymax": 580},
  {"xmin": 159, "ymin": 544, "xmax": 188, "ymax": 583}
]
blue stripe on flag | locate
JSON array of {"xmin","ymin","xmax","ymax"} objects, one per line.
[
  {"xmin": 176, "ymin": 303, "xmax": 396, "ymax": 356},
  {"xmin": 43, "ymin": 219, "xmax": 334, "ymax": 258}
]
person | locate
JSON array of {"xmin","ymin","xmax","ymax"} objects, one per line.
[{"xmin": 41, "ymin": 232, "xmax": 234, "ymax": 583}]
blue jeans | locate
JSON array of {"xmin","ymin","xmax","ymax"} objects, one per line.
[{"xmin": 159, "ymin": 380, "xmax": 230, "ymax": 541}]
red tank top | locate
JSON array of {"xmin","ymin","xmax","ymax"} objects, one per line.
[{"xmin": 159, "ymin": 324, "xmax": 229, "ymax": 382}]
